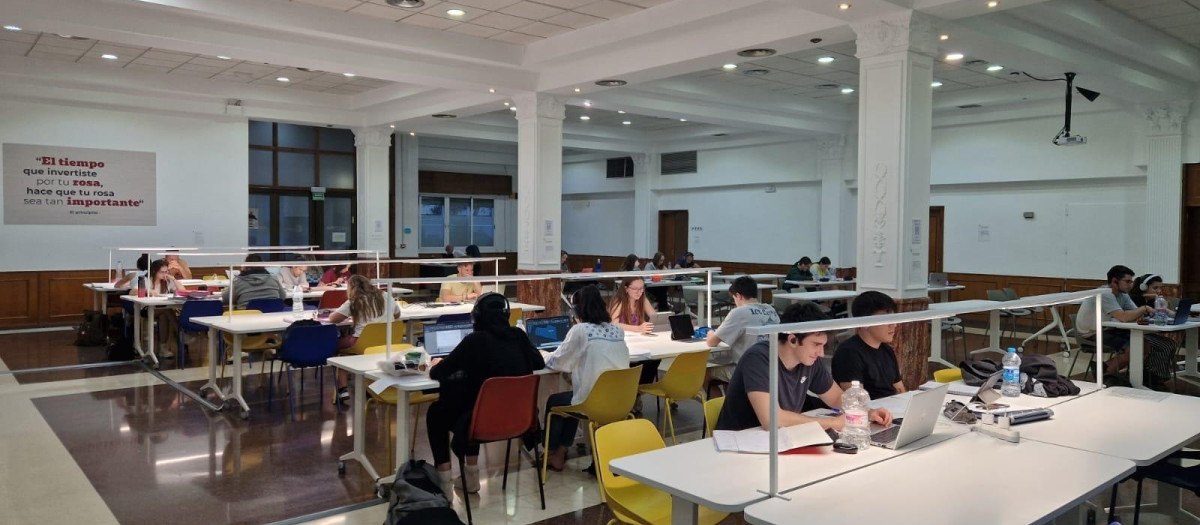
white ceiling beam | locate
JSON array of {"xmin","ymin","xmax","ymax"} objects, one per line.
[
  {"xmin": 586, "ymin": 86, "xmax": 851, "ymax": 135},
  {"xmin": 358, "ymin": 90, "xmax": 507, "ymax": 127}
]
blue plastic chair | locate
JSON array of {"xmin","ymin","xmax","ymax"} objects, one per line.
[
  {"xmin": 245, "ymin": 298, "xmax": 286, "ymax": 313},
  {"xmin": 176, "ymin": 300, "xmax": 223, "ymax": 369},
  {"xmin": 269, "ymin": 323, "xmax": 339, "ymax": 421}
]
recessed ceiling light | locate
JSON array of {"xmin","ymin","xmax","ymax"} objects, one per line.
[
  {"xmin": 503, "ymin": 102, "xmax": 510, "ymax": 106},
  {"xmin": 386, "ymin": 0, "xmax": 426, "ymax": 7},
  {"xmin": 343, "ymin": 72, "xmax": 356, "ymax": 77},
  {"xmin": 583, "ymin": 101, "xmax": 592, "ymax": 107},
  {"xmin": 817, "ymin": 56, "xmax": 835, "ymax": 63},
  {"xmin": 432, "ymin": 113, "xmax": 456, "ymax": 118},
  {"xmin": 986, "ymin": 65, "xmax": 1004, "ymax": 71},
  {"xmin": 679, "ymin": 118, "xmax": 687, "ymax": 122},
  {"xmin": 838, "ymin": 3, "xmax": 851, "ymax": 10},
  {"xmin": 594, "ymin": 79, "xmax": 627, "ymax": 87},
  {"xmin": 100, "ymin": 54, "xmax": 118, "ymax": 60},
  {"xmin": 573, "ymin": 87, "xmax": 582, "ymax": 93},
  {"xmin": 722, "ymin": 63, "xmax": 738, "ymax": 70},
  {"xmin": 931, "ymin": 81, "xmax": 943, "ymax": 87},
  {"xmin": 488, "ymin": 88, "xmax": 495, "ymax": 93},
  {"xmin": 509, "ymin": 107, "xmax": 517, "ymax": 111},
  {"xmin": 389, "ymin": 124, "xmax": 395, "ymax": 129},
  {"xmin": 617, "ymin": 110, "xmax": 626, "ymax": 114},
  {"xmin": 841, "ymin": 87, "xmax": 855, "ymax": 94},
  {"xmin": 622, "ymin": 121, "xmax": 631, "ymax": 125},
  {"xmin": 579, "ymin": 115, "xmax": 590, "ymax": 121},
  {"xmin": 945, "ymin": 53, "xmax": 964, "ymax": 61},
  {"xmin": 446, "ymin": 8, "xmax": 466, "ymax": 16},
  {"xmin": 217, "ymin": 55, "xmax": 231, "ymax": 60},
  {"xmin": 3, "ymin": 25, "xmax": 21, "ymax": 32},
  {"xmin": 276, "ymin": 77, "xmax": 290, "ymax": 82},
  {"xmin": 737, "ymin": 48, "xmax": 776, "ymax": 58},
  {"xmin": 410, "ymin": 132, "xmax": 416, "ymax": 136},
  {"xmin": 986, "ymin": 0, "xmax": 998, "ymax": 7},
  {"xmin": 939, "ymin": 34, "xmax": 950, "ymax": 41}
]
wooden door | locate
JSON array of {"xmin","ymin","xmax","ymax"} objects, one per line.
[
  {"xmin": 1183, "ymin": 164, "xmax": 1200, "ymax": 298},
  {"xmin": 658, "ymin": 210, "xmax": 688, "ymax": 262},
  {"xmin": 928, "ymin": 206, "xmax": 945, "ymax": 273}
]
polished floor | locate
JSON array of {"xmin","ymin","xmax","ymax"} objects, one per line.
[{"xmin": 3, "ymin": 323, "xmax": 1200, "ymax": 525}]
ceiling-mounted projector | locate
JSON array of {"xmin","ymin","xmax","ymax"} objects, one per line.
[
  {"xmin": 1022, "ymin": 71, "xmax": 1100, "ymax": 146},
  {"xmin": 1053, "ymin": 134, "xmax": 1087, "ymax": 146}
]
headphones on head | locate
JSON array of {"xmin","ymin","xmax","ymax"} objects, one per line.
[
  {"xmin": 1139, "ymin": 273, "xmax": 1161, "ymax": 292},
  {"xmin": 471, "ymin": 292, "xmax": 510, "ymax": 324}
]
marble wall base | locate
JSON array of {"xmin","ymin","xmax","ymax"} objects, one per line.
[
  {"xmin": 893, "ymin": 297, "xmax": 931, "ymax": 389},
  {"xmin": 516, "ymin": 270, "xmax": 562, "ymax": 318}
]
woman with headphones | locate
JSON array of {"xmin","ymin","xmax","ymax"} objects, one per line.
[
  {"xmin": 425, "ymin": 293, "xmax": 545, "ymax": 495},
  {"xmin": 1124, "ymin": 272, "xmax": 1179, "ymax": 390},
  {"xmin": 1130, "ymin": 273, "xmax": 1168, "ymax": 308}
]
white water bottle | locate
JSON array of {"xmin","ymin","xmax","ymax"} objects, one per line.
[
  {"xmin": 292, "ymin": 284, "xmax": 304, "ymax": 313},
  {"xmin": 1154, "ymin": 296, "xmax": 1169, "ymax": 325},
  {"xmin": 115, "ymin": 260, "xmax": 124, "ymax": 282},
  {"xmin": 840, "ymin": 381, "xmax": 872, "ymax": 450},
  {"xmin": 1002, "ymin": 347, "xmax": 1021, "ymax": 397},
  {"xmin": 516, "ymin": 318, "xmax": 526, "ymax": 332}
]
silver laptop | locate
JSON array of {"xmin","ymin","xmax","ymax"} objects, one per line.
[
  {"xmin": 651, "ymin": 311, "xmax": 672, "ymax": 332},
  {"xmin": 869, "ymin": 383, "xmax": 948, "ymax": 450},
  {"xmin": 928, "ymin": 272, "xmax": 949, "ymax": 287}
]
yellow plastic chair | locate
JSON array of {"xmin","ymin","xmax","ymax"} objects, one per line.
[
  {"xmin": 220, "ymin": 310, "xmax": 280, "ymax": 380},
  {"xmin": 362, "ymin": 344, "xmax": 434, "ymax": 473},
  {"xmin": 703, "ymin": 397, "xmax": 724, "ymax": 438},
  {"xmin": 638, "ymin": 350, "xmax": 710, "ymax": 444},
  {"xmin": 542, "ymin": 365, "xmax": 643, "ymax": 500},
  {"xmin": 933, "ymin": 368, "xmax": 963, "ymax": 383},
  {"xmin": 343, "ymin": 322, "xmax": 407, "ymax": 356},
  {"xmin": 595, "ymin": 419, "xmax": 729, "ymax": 525},
  {"xmin": 508, "ymin": 307, "xmax": 523, "ymax": 327}
]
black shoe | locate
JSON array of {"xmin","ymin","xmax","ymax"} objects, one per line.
[
  {"xmin": 583, "ymin": 463, "xmax": 596, "ymax": 477},
  {"xmin": 333, "ymin": 387, "xmax": 349, "ymax": 406}
]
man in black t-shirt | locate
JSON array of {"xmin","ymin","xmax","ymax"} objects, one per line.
[
  {"xmin": 716, "ymin": 303, "xmax": 893, "ymax": 432},
  {"xmin": 832, "ymin": 291, "xmax": 905, "ymax": 399}
]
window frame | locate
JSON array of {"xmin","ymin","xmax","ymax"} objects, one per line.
[{"xmin": 417, "ymin": 193, "xmax": 501, "ymax": 252}]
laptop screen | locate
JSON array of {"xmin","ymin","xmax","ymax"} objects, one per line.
[
  {"xmin": 424, "ymin": 322, "xmax": 473, "ymax": 357},
  {"xmin": 526, "ymin": 316, "xmax": 571, "ymax": 349}
]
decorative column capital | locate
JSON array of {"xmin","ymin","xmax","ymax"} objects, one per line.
[
  {"xmin": 630, "ymin": 153, "xmax": 648, "ymax": 169},
  {"xmin": 852, "ymin": 11, "xmax": 935, "ymax": 60},
  {"xmin": 512, "ymin": 93, "xmax": 565, "ymax": 121},
  {"xmin": 352, "ymin": 126, "xmax": 393, "ymax": 148},
  {"xmin": 817, "ymin": 135, "xmax": 845, "ymax": 160},
  {"xmin": 1142, "ymin": 100, "xmax": 1191, "ymax": 136}
]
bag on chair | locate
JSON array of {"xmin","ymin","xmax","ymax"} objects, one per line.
[
  {"xmin": 74, "ymin": 310, "xmax": 109, "ymax": 346},
  {"xmin": 383, "ymin": 460, "xmax": 461, "ymax": 525}
]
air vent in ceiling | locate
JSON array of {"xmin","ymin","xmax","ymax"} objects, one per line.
[
  {"xmin": 965, "ymin": 59, "xmax": 987, "ymax": 66},
  {"xmin": 661, "ymin": 151, "xmax": 697, "ymax": 175},
  {"xmin": 606, "ymin": 157, "xmax": 634, "ymax": 178},
  {"xmin": 712, "ymin": 133, "xmax": 727, "ymax": 137},
  {"xmin": 815, "ymin": 84, "xmax": 839, "ymax": 89},
  {"xmin": 957, "ymin": 104, "xmax": 983, "ymax": 109},
  {"xmin": 738, "ymin": 48, "xmax": 776, "ymax": 57},
  {"xmin": 431, "ymin": 114, "xmax": 457, "ymax": 119},
  {"xmin": 595, "ymin": 79, "xmax": 628, "ymax": 87},
  {"xmin": 742, "ymin": 69, "xmax": 770, "ymax": 76}
]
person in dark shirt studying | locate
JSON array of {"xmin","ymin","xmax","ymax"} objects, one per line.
[
  {"xmin": 715, "ymin": 302, "xmax": 892, "ymax": 432},
  {"xmin": 832, "ymin": 291, "xmax": 905, "ymax": 399}
]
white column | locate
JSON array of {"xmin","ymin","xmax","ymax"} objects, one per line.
[
  {"xmin": 353, "ymin": 126, "xmax": 393, "ymax": 254},
  {"xmin": 818, "ymin": 136, "xmax": 846, "ymax": 264},
  {"xmin": 632, "ymin": 152, "xmax": 661, "ymax": 257},
  {"xmin": 513, "ymin": 93, "xmax": 566, "ymax": 271},
  {"xmin": 1141, "ymin": 101, "xmax": 1190, "ymax": 283},
  {"xmin": 852, "ymin": 12, "xmax": 935, "ymax": 298},
  {"xmin": 394, "ymin": 133, "xmax": 420, "ymax": 257}
]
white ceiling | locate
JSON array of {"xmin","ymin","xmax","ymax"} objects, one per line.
[
  {"xmin": 287, "ymin": 0, "xmax": 666, "ymax": 45},
  {"xmin": 1099, "ymin": 0, "xmax": 1200, "ymax": 48},
  {"xmin": 0, "ymin": 30, "xmax": 395, "ymax": 94}
]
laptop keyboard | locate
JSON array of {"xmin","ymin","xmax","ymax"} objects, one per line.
[{"xmin": 870, "ymin": 425, "xmax": 901, "ymax": 445}]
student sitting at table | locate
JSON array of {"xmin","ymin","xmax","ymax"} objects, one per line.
[
  {"xmin": 146, "ymin": 258, "xmax": 182, "ymax": 358},
  {"xmin": 426, "ymin": 293, "xmax": 546, "ymax": 495},
  {"xmin": 543, "ymin": 285, "xmax": 630, "ymax": 471},
  {"xmin": 276, "ymin": 257, "xmax": 311, "ymax": 292},
  {"xmin": 610, "ymin": 276, "xmax": 661, "ymax": 396},
  {"xmin": 224, "ymin": 254, "xmax": 286, "ymax": 310},
  {"xmin": 706, "ymin": 276, "xmax": 780, "ymax": 383},
  {"xmin": 439, "ymin": 261, "xmax": 483, "ymax": 302},
  {"xmin": 164, "ymin": 251, "xmax": 193, "ymax": 280},
  {"xmin": 328, "ymin": 274, "xmax": 402, "ymax": 350},
  {"xmin": 676, "ymin": 252, "xmax": 697, "ymax": 269},
  {"xmin": 715, "ymin": 302, "xmax": 893, "ymax": 432},
  {"xmin": 620, "ymin": 254, "xmax": 641, "ymax": 272},
  {"xmin": 643, "ymin": 252, "xmax": 672, "ymax": 311},
  {"xmin": 319, "ymin": 263, "xmax": 353, "ymax": 286},
  {"xmin": 832, "ymin": 291, "xmax": 905, "ymax": 399},
  {"xmin": 114, "ymin": 253, "xmax": 150, "ymax": 288},
  {"xmin": 782, "ymin": 257, "xmax": 814, "ymax": 292},
  {"xmin": 1076, "ymin": 264, "xmax": 1176, "ymax": 389},
  {"xmin": 560, "ymin": 250, "xmax": 572, "ymax": 273},
  {"xmin": 465, "ymin": 244, "xmax": 483, "ymax": 276},
  {"xmin": 813, "ymin": 257, "xmax": 835, "ymax": 280},
  {"xmin": 1130, "ymin": 273, "xmax": 1171, "ymax": 310}
]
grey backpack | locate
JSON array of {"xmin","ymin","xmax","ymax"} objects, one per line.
[{"xmin": 383, "ymin": 460, "xmax": 459, "ymax": 525}]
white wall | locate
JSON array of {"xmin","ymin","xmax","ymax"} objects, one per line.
[
  {"xmin": 561, "ymin": 159, "xmax": 635, "ymax": 255},
  {"xmin": 0, "ymin": 99, "xmax": 248, "ymax": 271}
]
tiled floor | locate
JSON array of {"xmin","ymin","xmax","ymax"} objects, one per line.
[{"xmin": 4, "ymin": 323, "xmax": 1200, "ymax": 525}]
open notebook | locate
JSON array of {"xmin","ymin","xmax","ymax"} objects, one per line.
[{"xmin": 713, "ymin": 422, "xmax": 833, "ymax": 454}]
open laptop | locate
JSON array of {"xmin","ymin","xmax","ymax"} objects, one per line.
[
  {"xmin": 869, "ymin": 383, "xmax": 948, "ymax": 450},
  {"xmin": 1167, "ymin": 299, "xmax": 1195, "ymax": 326},
  {"xmin": 423, "ymin": 322, "xmax": 473, "ymax": 358},
  {"xmin": 526, "ymin": 316, "xmax": 571, "ymax": 351},
  {"xmin": 668, "ymin": 314, "xmax": 705, "ymax": 342},
  {"xmin": 928, "ymin": 272, "xmax": 949, "ymax": 287}
]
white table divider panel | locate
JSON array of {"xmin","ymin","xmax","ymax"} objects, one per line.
[
  {"xmin": 713, "ymin": 274, "xmax": 786, "ymax": 287},
  {"xmin": 783, "ymin": 279, "xmax": 857, "ymax": 289},
  {"xmin": 1101, "ymin": 319, "xmax": 1200, "ymax": 389},
  {"xmin": 771, "ymin": 290, "xmax": 858, "ymax": 303},
  {"xmin": 927, "ymin": 283, "xmax": 967, "ymax": 302},
  {"xmin": 743, "ymin": 433, "xmax": 1135, "ymax": 525},
  {"xmin": 561, "ymin": 267, "xmax": 721, "ymax": 328},
  {"xmin": 741, "ymin": 289, "xmax": 1106, "ymax": 500}
]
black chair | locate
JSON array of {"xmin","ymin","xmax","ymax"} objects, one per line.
[{"xmin": 1118, "ymin": 450, "xmax": 1200, "ymax": 525}]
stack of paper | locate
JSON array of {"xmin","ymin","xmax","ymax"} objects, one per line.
[{"xmin": 712, "ymin": 422, "xmax": 833, "ymax": 453}]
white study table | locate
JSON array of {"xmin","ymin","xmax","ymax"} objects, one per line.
[
  {"xmin": 329, "ymin": 330, "xmax": 726, "ymax": 483},
  {"xmin": 927, "ymin": 299, "xmax": 1001, "ymax": 367},
  {"xmin": 744, "ymin": 432, "xmax": 1135, "ymax": 525},
  {"xmin": 783, "ymin": 279, "xmax": 856, "ymax": 290},
  {"xmin": 1101, "ymin": 319, "xmax": 1200, "ymax": 389},
  {"xmin": 609, "ymin": 419, "xmax": 968, "ymax": 525},
  {"xmin": 84, "ymin": 282, "xmax": 130, "ymax": 311},
  {"xmin": 713, "ymin": 274, "xmax": 786, "ymax": 287},
  {"xmin": 683, "ymin": 284, "xmax": 775, "ymax": 321},
  {"xmin": 928, "ymin": 283, "xmax": 966, "ymax": 302},
  {"xmin": 771, "ymin": 290, "xmax": 858, "ymax": 303},
  {"xmin": 121, "ymin": 294, "xmax": 205, "ymax": 366}
]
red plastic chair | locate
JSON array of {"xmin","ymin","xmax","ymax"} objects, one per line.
[
  {"xmin": 458, "ymin": 374, "xmax": 545, "ymax": 524},
  {"xmin": 318, "ymin": 289, "xmax": 347, "ymax": 310}
]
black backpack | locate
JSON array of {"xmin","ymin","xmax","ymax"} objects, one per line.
[
  {"xmin": 383, "ymin": 460, "xmax": 461, "ymax": 525},
  {"xmin": 74, "ymin": 310, "xmax": 109, "ymax": 346}
]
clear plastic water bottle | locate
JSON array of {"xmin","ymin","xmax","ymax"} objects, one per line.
[
  {"xmin": 292, "ymin": 284, "xmax": 304, "ymax": 314},
  {"xmin": 1154, "ymin": 295, "xmax": 1169, "ymax": 326},
  {"xmin": 115, "ymin": 260, "xmax": 124, "ymax": 282},
  {"xmin": 1002, "ymin": 347, "xmax": 1021, "ymax": 397},
  {"xmin": 515, "ymin": 318, "xmax": 526, "ymax": 332},
  {"xmin": 840, "ymin": 380, "xmax": 872, "ymax": 450}
]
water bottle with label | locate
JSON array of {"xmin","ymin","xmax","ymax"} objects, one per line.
[
  {"xmin": 1154, "ymin": 295, "xmax": 1169, "ymax": 326},
  {"xmin": 840, "ymin": 380, "xmax": 872, "ymax": 450},
  {"xmin": 595, "ymin": 258, "xmax": 603, "ymax": 272},
  {"xmin": 292, "ymin": 284, "xmax": 304, "ymax": 314},
  {"xmin": 1002, "ymin": 347, "xmax": 1022, "ymax": 397}
]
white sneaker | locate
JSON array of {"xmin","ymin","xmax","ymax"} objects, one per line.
[
  {"xmin": 455, "ymin": 464, "xmax": 481, "ymax": 493},
  {"xmin": 437, "ymin": 470, "xmax": 455, "ymax": 498}
]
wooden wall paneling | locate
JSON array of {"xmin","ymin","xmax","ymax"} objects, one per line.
[
  {"xmin": 418, "ymin": 171, "xmax": 512, "ymax": 196},
  {"xmin": 0, "ymin": 272, "xmax": 38, "ymax": 327},
  {"xmin": 40, "ymin": 270, "xmax": 106, "ymax": 325}
]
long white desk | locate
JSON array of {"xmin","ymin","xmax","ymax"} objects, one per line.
[
  {"xmin": 714, "ymin": 274, "xmax": 785, "ymax": 287},
  {"xmin": 783, "ymin": 279, "xmax": 856, "ymax": 290},
  {"xmin": 121, "ymin": 295, "xmax": 204, "ymax": 366},
  {"xmin": 927, "ymin": 299, "xmax": 1001, "ymax": 367},
  {"xmin": 772, "ymin": 290, "xmax": 858, "ymax": 303},
  {"xmin": 683, "ymin": 284, "xmax": 775, "ymax": 322},
  {"xmin": 744, "ymin": 432, "xmax": 1135, "ymax": 525},
  {"xmin": 84, "ymin": 282, "xmax": 130, "ymax": 311},
  {"xmin": 928, "ymin": 283, "xmax": 966, "ymax": 302},
  {"xmin": 1101, "ymin": 320, "xmax": 1200, "ymax": 389}
]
